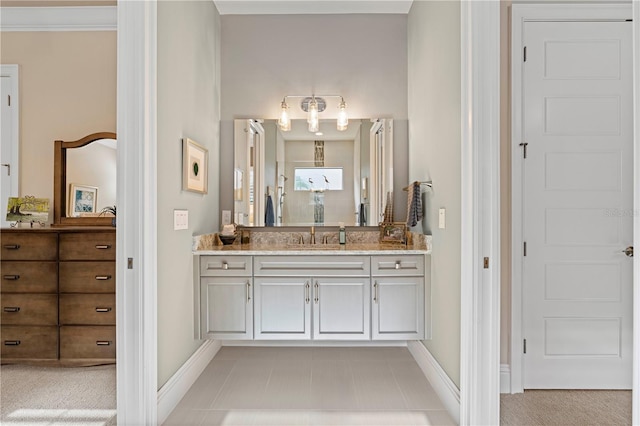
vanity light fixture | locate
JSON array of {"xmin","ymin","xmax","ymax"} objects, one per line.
[
  {"xmin": 277, "ymin": 98, "xmax": 291, "ymax": 131},
  {"xmin": 277, "ymin": 94, "xmax": 348, "ymax": 133}
]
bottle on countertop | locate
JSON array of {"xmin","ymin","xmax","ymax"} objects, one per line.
[{"xmin": 339, "ymin": 222, "xmax": 346, "ymax": 245}]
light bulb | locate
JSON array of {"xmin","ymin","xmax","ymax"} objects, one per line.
[
  {"xmin": 308, "ymin": 117, "xmax": 319, "ymax": 132},
  {"xmin": 278, "ymin": 99, "xmax": 290, "ymax": 131},
  {"xmin": 337, "ymin": 99, "xmax": 348, "ymax": 131},
  {"xmin": 307, "ymin": 97, "xmax": 319, "ymax": 124}
]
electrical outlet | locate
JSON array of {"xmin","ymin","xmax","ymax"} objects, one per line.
[
  {"xmin": 438, "ymin": 208, "xmax": 446, "ymax": 229},
  {"xmin": 174, "ymin": 209, "xmax": 188, "ymax": 230}
]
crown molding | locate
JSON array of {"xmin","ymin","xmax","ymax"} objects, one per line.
[
  {"xmin": 214, "ymin": 1, "xmax": 413, "ymax": 15},
  {"xmin": 0, "ymin": 6, "xmax": 116, "ymax": 31}
]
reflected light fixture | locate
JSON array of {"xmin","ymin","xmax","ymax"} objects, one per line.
[
  {"xmin": 277, "ymin": 94, "xmax": 348, "ymax": 133},
  {"xmin": 277, "ymin": 98, "xmax": 291, "ymax": 131}
]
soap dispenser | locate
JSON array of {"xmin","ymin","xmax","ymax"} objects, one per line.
[{"xmin": 339, "ymin": 222, "xmax": 346, "ymax": 245}]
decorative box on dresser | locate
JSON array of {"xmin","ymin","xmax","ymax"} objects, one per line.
[{"xmin": 1, "ymin": 228, "xmax": 116, "ymax": 365}]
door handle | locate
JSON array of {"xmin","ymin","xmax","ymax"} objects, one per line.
[
  {"xmin": 314, "ymin": 282, "xmax": 319, "ymax": 304},
  {"xmin": 622, "ymin": 246, "xmax": 634, "ymax": 257},
  {"xmin": 305, "ymin": 281, "xmax": 310, "ymax": 304}
]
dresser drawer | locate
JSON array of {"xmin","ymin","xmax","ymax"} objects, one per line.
[
  {"xmin": 0, "ymin": 233, "xmax": 57, "ymax": 261},
  {"xmin": 1, "ymin": 261, "xmax": 58, "ymax": 293},
  {"xmin": 59, "ymin": 232, "xmax": 116, "ymax": 261},
  {"xmin": 200, "ymin": 255, "xmax": 252, "ymax": 277},
  {"xmin": 59, "ymin": 294, "xmax": 116, "ymax": 325},
  {"xmin": 60, "ymin": 326, "xmax": 115, "ymax": 360},
  {"xmin": 254, "ymin": 255, "xmax": 370, "ymax": 277},
  {"xmin": 1, "ymin": 294, "xmax": 58, "ymax": 325},
  {"xmin": 371, "ymin": 255, "xmax": 425, "ymax": 276},
  {"xmin": 1, "ymin": 326, "xmax": 58, "ymax": 360},
  {"xmin": 59, "ymin": 262, "xmax": 115, "ymax": 293}
]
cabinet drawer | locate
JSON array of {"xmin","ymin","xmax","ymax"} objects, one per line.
[
  {"xmin": 254, "ymin": 255, "xmax": 370, "ymax": 277},
  {"xmin": 59, "ymin": 262, "xmax": 116, "ymax": 293},
  {"xmin": 371, "ymin": 255, "xmax": 424, "ymax": 276},
  {"xmin": 200, "ymin": 255, "xmax": 252, "ymax": 277},
  {"xmin": 1, "ymin": 261, "xmax": 58, "ymax": 293},
  {"xmin": 1, "ymin": 294, "xmax": 57, "ymax": 325},
  {"xmin": 0, "ymin": 233, "xmax": 57, "ymax": 261},
  {"xmin": 59, "ymin": 233, "xmax": 116, "ymax": 261},
  {"xmin": 59, "ymin": 294, "xmax": 116, "ymax": 325},
  {"xmin": 60, "ymin": 326, "xmax": 116, "ymax": 360},
  {"xmin": 1, "ymin": 326, "xmax": 58, "ymax": 360}
]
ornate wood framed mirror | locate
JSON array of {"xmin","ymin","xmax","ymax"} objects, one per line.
[{"xmin": 53, "ymin": 132, "xmax": 117, "ymax": 227}]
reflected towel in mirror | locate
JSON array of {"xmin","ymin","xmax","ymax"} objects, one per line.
[{"xmin": 265, "ymin": 195, "xmax": 275, "ymax": 227}]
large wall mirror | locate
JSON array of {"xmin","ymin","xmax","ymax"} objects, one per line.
[
  {"xmin": 53, "ymin": 132, "xmax": 117, "ymax": 226},
  {"xmin": 234, "ymin": 118, "xmax": 393, "ymax": 227}
]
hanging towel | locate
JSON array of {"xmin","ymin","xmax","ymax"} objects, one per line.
[
  {"xmin": 406, "ymin": 181, "xmax": 423, "ymax": 227},
  {"xmin": 359, "ymin": 203, "xmax": 366, "ymax": 226},
  {"xmin": 265, "ymin": 195, "xmax": 275, "ymax": 227},
  {"xmin": 383, "ymin": 191, "xmax": 394, "ymax": 223}
]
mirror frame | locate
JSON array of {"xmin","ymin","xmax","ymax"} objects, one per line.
[{"xmin": 53, "ymin": 132, "xmax": 116, "ymax": 227}]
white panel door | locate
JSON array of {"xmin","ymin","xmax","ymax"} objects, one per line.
[
  {"xmin": 522, "ymin": 21, "xmax": 632, "ymax": 388},
  {"xmin": 372, "ymin": 277, "xmax": 424, "ymax": 340},
  {"xmin": 201, "ymin": 277, "xmax": 253, "ymax": 340},
  {"xmin": 312, "ymin": 277, "xmax": 370, "ymax": 340},
  {"xmin": 1, "ymin": 70, "xmax": 18, "ymax": 228},
  {"xmin": 254, "ymin": 277, "xmax": 311, "ymax": 340}
]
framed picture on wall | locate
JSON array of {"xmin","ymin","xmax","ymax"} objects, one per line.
[
  {"xmin": 69, "ymin": 184, "xmax": 98, "ymax": 217},
  {"xmin": 182, "ymin": 138, "xmax": 209, "ymax": 194}
]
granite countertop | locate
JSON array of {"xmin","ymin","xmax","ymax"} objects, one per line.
[{"xmin": 193, "ymin": 233, "xmax": 432, "ymax": 255}]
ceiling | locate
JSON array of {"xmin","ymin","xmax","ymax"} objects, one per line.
[{"xmin": 214, "ymin": 0, "xmax": 413, "ymax": 15}]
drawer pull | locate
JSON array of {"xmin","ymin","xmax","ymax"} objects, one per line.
[
  {"xmin": 4, "ymin": 340, "xmax": 21, "ymax": 346},
  {"xmin": 3, "ymin": 307, "xmax": 20, "ymax": 313},
  {"xmin": 95, "ymin": 307, "xmax": 112, "ymax": 313},
  {"xmin": 223, "ymin": 262, "xmax": 229, "ymax": 270},
  {"xmin": 395, "ymin": 261, "xmax": 401, "ymax": 270},
  {"xmin": 3, "ymin": 244, "xmax": 20, "ymax": 250},
  {"xmin": 3, "ymin": 275, "xmax": 20, "ymax": 280},
  {"xmin": 95, "ymin": 245, "xmax": 112, "ymax": 250},
  {"xmin": 95, "ymin": 275, "xmax": 112, "ymax": 281},
  {"xmin": 96, "ymin": 340, "xmax": 112, "ymax": 346}
]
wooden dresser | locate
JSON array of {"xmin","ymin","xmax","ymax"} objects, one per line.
[{"xmin": 1, "ymin": 228, "xmax": 116, "ymax": 365}]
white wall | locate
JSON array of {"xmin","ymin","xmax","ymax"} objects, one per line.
[
  {"xmin": 219, "ymin": 14, "xmax": 409, "ymax": 219},
  {"xmin": 408, "ymin": 0, "xmax": 461, "ymax": 387},
  {"xmin": 157, "ymin": 0, "xmax": 221, "ymax": 388}
]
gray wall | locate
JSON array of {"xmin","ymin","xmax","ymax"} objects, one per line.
[
  {"xmin": 408, "ymin": 1, "xmax": 461, "ymax": 387},
  {"xmin": 220, "ymin": 14, "xmax": 409, "ymax": 218},
  {"xmin": 157, "ymin": 1, "xmax": 221, "ymax": 388}
]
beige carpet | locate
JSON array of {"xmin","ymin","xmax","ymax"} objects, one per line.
[
  {"xmin": 0, "ymin": 364, "xmax": 116, "ymax": 425},
  {"xmin": 501, "ymin": 390, "xmax": 631, "ymax": 426}
]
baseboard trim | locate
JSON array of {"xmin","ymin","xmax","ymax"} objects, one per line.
[
  {"xmin": 0, "ymin": 6, "xmax": 117, "ymax": 32},
  {"xmin": 222, "ymin": 340, "xmax": 407, "ymax": 347},
  {"xmin": 157, "ymin": 340, "xmax": 221, "ymax": 425},
  {"xmin": 501, "ymin": 364, "xmax": 511, "ymax": 394},
  {"xmin": 407, "ymin": 341, "xmax": 460, "ymax": 425}
]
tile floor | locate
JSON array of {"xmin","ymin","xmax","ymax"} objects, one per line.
[{"xmin": 164, "ymin": 346, "xmax": 454, "ymax": 426}]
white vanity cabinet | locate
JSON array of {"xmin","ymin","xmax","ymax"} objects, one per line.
[
  {"xmin": 253, "ymin": 256, "xmax": 370, "ymax": 340},
  {"xmin": 199, "ymin": 256, "xmax": 253, "ymax": 340},
  {"xmin": 371, "ymin": 255, "xmax": 426, "ymax": 340}
]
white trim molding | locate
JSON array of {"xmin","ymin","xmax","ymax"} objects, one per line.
[
  {"xmin": 500, "ymin": 364, "xmax": 511, "ymax": 394},
  {"xmin": 0, "ymin": 6, "xmax": 117, "ymax": 32},
  {"xmin": 510, "ymin": 3, "xmax": 633, "ymax": 395},
  {"xmin": 633, "ymin": 2, "xmax": 640, "ymax": 424},
  {"xmin": 460, "ymin": 1, "xmax": 501, "ymax": 425},
  {"xmin": 116, "ymin": 1, "xmax": 158, "ymax": 425},
  {"xmin": 157, "ymin": 340, "xmax": 222, "ymax": 425},
  {"xmin": 408, "ymin": 341, "xmax": 460, "ymax": 425}
]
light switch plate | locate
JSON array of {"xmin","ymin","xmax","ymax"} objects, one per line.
[
  {"xmin": 222, "ymin": 210, "xmax": 231, "ymax": 226},
  {"xmin": 174, "ymin": 209, "xmax": 188, "ymax": 230},
  {"xmin": 438, "ymin": 208, "xmax": 446, "ymax": 229}
]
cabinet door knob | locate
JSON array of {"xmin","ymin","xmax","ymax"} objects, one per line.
[
  {"xmin": 95, "ymin": 245, "xmax": 111, "ymax": 250},
  {"xmin": 4, "ymin": 340, "xmax": 21, "ymax": 346},
  {"xmin": 3, "ymin": 275, "xmax": 20, "ymax": 280},
  {"xmin": 3, "ymin": 307, "xmax": 20, "ymax": 313},
  {"xmin": 95, "ymin": 275, "xmax": 112, "ymax": 281},
  {"xmin": 223, "ymin": 262, "xmax": 229, "ymax": 270},
  {"xmin": 395, "ymin": 261, "xmax": 401, "ymax": 270},
  {"xmin": 3, "ymin": 244, "xmax": 20, "ymax": 250},
  {"xmin": 95, "ymin": 307, "xmax": 112, "ymax": 313}
]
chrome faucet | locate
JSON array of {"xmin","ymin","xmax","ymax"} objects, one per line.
[
  {"xmin": 310, "ymin": 226, "xmax": 316, "ymax": 245},
  {"xmin": 297, "ymin": 233, "xmax": 304, "ymax": 245}
]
